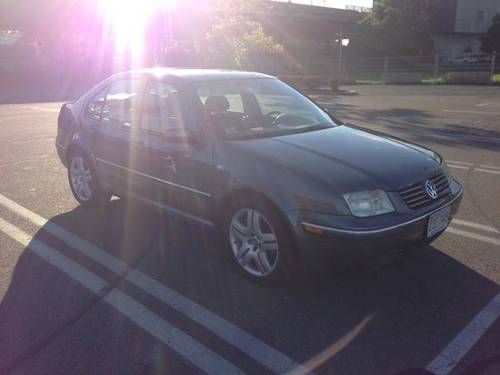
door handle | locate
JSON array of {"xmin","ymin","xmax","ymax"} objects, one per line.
[{"xmin": 161, "ymin": 156, "xmax": 177, "ymax": 173}]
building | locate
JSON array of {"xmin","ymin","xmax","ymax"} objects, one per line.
[{"xmin": 433, "ymin": 0, "xmax": 500, "ymax": 58}]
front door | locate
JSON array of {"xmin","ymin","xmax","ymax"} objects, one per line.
[{"xmin": 134, "ymin": 79, "xmax": 214, "ymax": 222}]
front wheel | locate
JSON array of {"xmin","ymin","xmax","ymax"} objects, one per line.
[
  {"xmin": 223, "ymin": 198, "xmax": 298, "ymax": 283},
  {"xmin": 68, "ymin": 151, "xmax": 110, "ymax": 207}
]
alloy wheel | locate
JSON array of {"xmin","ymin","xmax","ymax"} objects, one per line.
[
  {"xmin": 229, "ymin": 208, "xmax": 279, "ymax": 277},
  {"xmin": 69, "ymin": 156, "xmax": 93, "ymax": 202}
]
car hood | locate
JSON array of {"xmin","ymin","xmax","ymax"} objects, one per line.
[{"xmin": 225, "ymin": 126, "xmax": 441, "ymax": 193}]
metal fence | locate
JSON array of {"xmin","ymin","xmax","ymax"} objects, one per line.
[{"xmin": 250, "ymin": 53, "xmax": 500, "ymax": 84}]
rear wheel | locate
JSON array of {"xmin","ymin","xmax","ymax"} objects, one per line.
[{"xmin": 68, "ymin": 151, "xmax": 110, "ymax": 207}]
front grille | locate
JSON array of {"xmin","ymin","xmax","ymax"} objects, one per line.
[{"xmin": 399, "ymin": 172, "xmax": 450, "ymax": 209}]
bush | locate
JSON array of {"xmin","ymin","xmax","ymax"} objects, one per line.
[
  {"xmin": 330, "ymin": 79, "xmax": 338, "ymax": 91},
  {"xmin": 279, "ymin": 75, "xmax": 304, "ymax": 88},
  {"xmin": 302, "ymin": 75, "xmax": 322, "ymax": 89}
]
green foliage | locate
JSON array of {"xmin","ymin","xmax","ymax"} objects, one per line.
[
  {"xmin": 481, "ymin": 14, "xmax": 500, "ymax": 53},
  {"xmin": 205, "ymin": 0, "xmax": 284, "ymax": 68},
  {"xmin": 350, "ymin": 0, "xmax": 438, "ymax": 57}
]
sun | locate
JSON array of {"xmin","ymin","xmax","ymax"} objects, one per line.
[{"xmin": 99, "ymin": 0, "xmax": 176, "ymax": 54}]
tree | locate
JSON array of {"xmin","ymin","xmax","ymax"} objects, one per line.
[
  {"xmin": 482, "ymin": 14, "xmax": 500, "ymax": 53},
  {"xmin": 349, "ymin": 0, "xmax": 438, "ymax": 57},
  {"xmin": 204, "ymin": 0, "xmax": 284, "ymax": 68}
]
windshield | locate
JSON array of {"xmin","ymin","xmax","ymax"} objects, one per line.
[{"xmin": 194, "ymin": 78, "xmax": 336, "ymax": 139}]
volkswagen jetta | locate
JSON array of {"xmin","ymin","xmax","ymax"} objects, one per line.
[{"xmin": 56, "ymin": 69, "xmax": 463, "ymax": 282}]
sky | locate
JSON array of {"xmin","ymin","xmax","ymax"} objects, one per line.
[{"xmin": 272, "ymin": 0, "xmax": 373, "ymax": 9}]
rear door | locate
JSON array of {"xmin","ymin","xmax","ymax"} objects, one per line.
[{"xmin": 87, "ymin": 78, "xmax": 144, "ymax": 195}]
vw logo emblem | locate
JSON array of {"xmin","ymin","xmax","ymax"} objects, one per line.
[{"xmin": 424, "ymin": 180, "xmax": 438, "ymax": 199}]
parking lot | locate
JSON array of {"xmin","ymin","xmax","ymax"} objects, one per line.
[{"xmin": 0, "ymin": 85, "xmax": 499, "ymax": 374}]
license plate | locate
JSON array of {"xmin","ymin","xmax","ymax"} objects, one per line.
[{"xmin": 427, "ymin": 206, "xmax": 451, "ymax": 238}]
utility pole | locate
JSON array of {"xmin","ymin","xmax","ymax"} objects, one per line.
[
  {"xmin": 491, "ymin": 51, "xmax": 497, "ymax": 79},
  {"xmin": 338, "ymin": 30, "xmax": 343, "ymax": 74},
  {"xmin": 433, "ymin": 54, "xmax": 439, "ymax": 80}
]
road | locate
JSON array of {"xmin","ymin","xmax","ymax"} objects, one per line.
[{"xmin": 0, "ymin": 85, "xmax": 499, "ymax": 375}]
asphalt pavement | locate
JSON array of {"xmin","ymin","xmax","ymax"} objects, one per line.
[{"xmin": 0, "ymin": 85, "xmax": 499, "ymax": 375}]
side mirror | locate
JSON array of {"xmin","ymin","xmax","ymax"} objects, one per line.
[{"xmin": 323, "ymin": 107, "xmax": 344, "ymax": 125}]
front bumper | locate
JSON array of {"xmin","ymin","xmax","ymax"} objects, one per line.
[{"xmin": 287, "ymin": 181, "xmax": 463, "ymax": 263}]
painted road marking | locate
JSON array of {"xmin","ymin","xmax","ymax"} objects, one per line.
[
  {"xmin": 446, "ymin": 162, "xmax": 500, "ymax": 176},
  {"xmin": 475, "ymin": 102, "xmax": 493, "ymax": 107},
  {"xmin": 446, "ymin": 160, "xmax": 473, "ymax": 166},
  {"xmin": 479, "ymin": 164, "xmax": 500, "ymax": 171},
  {"xmin": 426, "ymin": 293, "xmax": 500, "ymax": 375},
  {"xmin": 475, "ymin": 168, "xmax": 500, "ymax": 175},
  {"xmin": 443, "ymin": 109, "xmax": 500, "ymax": 116},
  {"xmin": 0, "ymin": 193, "xmax": 308, "ymax": 375},
  {"xmin": 447, "ymin": 164, "xmax": 470, "ymax": 170},
  {"xmin": 23, "ymin": 106, "xmax": 60, "ymax": 113},
  {"xmin": 0, "ymin": 217, "xmax": 244, "ymax": 375},
  {"xmin": 446, "ymin": 227, "xmax": 500, "ymax": 247},
  {"xmin": 452, "ymin": 219, "xmax": 499, "ymax": 234}
]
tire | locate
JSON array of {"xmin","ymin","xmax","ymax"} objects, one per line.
[
  {"xmin": 222, "ymin": 196, "xmax": 299, "ymax": 284},
  {"xmin": 67, "ymin": 150, "xmax": 110, "ymax": 207}
]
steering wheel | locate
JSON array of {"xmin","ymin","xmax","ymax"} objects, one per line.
[
  {"xmin": 272, "ymin": 113, "xmax": 310, "ymax": 126},
  {"xmin": 266, "ymin": 111, "xmax": 281, "ymax": 118},
  {"xmin": 272, "ymin": 112, "xmax": 291, "ymax": 125}
]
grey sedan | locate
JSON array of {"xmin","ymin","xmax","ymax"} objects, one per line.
[{"xmin": 56, "ymin": 69, "xmax": 463, "ymax": 282}]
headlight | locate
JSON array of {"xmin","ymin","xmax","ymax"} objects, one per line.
[
  {"xmin": 442, "ymin": 163, "xmax": 454, "ymax": 186},
  {"xmin": 343, "ymin": 189, "xmax": 395, "ymax": 217}
]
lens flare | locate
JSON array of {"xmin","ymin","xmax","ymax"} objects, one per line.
[{"xmin": 99, "ymin": 0, "xmax": 175, "ymax": 54}]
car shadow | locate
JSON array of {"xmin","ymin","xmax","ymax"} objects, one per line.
[{"xmin": 0, "ymin": 198, "xmax": 498, "ymax": 374}]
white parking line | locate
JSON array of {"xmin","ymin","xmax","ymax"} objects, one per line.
[
  {"xmin": 426, "ymin": 293, "xmax": 500, "ymax": 375},
  {"xmin": 23, "ymin": 106, "xmax": 59, "ymax": 113},
  {"xmin": 0, "ymin": 217, "xmax": 244, "ymax": 375},
  {"xmin": 446, "ymin": 227, "xmax": 500, "ymax": 247},
  {"xmin": 452, "ymin": 219, "xmax": 499, "ymax": 234},
  {"xmin": 446, "ymin": 160, "xmax": 473, "ymax": 166},
  {"xmin": 446, "ymin": 163, "xmax": 500, "ymax": 176},
  {"xmin": 447, "ymin": 164, "xmax": 470, "ymax": 170},
  {"xmin": 479, "ymin": 164, "xmax": 500, "ymax": 171},
  {"xmin": 443, "ymin": 109, "xmax": 500, "ymax": 116},
  {"xmin": 0, "ymin": 193, "xmax": 308, "ymax": 375},
  {"xmin": 475, "ymin": 168, "xmax": 500, "ymax": 176}
]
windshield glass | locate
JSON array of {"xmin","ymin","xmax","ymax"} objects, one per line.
[{"xmin": 194, "ymin": 78, "xmax": 335, "ymax": 139}]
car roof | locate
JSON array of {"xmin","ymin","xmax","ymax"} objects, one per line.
[{"xmin": 112, "ymin": 68, "xmax": 275, "ymax": 82}]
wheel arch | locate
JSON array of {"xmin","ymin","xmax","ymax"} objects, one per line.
[
  {"xmin": 214, "ymin": 187, "xmax": 294, "ymax": 236},
  {"xmin": 65, "ymin": 138, "xmax": 97, "ymax": 172}
]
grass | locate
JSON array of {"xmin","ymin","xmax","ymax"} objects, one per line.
[
  {"xmin": 353, "ymin": 73, "xmax": 500, "ymax": 85},
  {"xmin": 354, "ymin": 79, "xmax": 385, "ymax": 85},
  {"xmin": 421, "ymin": 75, "xmax": 449, "ymax": 85}
]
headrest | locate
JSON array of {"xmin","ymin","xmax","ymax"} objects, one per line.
[{"xmin": 204, "ymin": 96, "xmax": 230, "ymax": 113}]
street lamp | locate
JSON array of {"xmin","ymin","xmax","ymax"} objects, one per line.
[{"xmin": 335, "ymin": 31, "xmax": 350, "ymax": 74}]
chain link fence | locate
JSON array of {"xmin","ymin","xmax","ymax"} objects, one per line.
[{"xmin": 249, "ymin": 53, "xmax": 500, "ymax": 86}]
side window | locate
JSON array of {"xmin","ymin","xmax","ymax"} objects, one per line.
[
  {"xmin": 102, "ymin": 79, "xmax": 141, "ymax": 127},
  {"xmin": 141, "ymin": 81, "xmax": 184, "ymax": 134},
  {"xmin": 86, "ymin": 88, "xmax": 107, "ymax": 121},
  {"xmin": 226, "ymin": 94, "xmax": 244, "ymax": 113}
]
